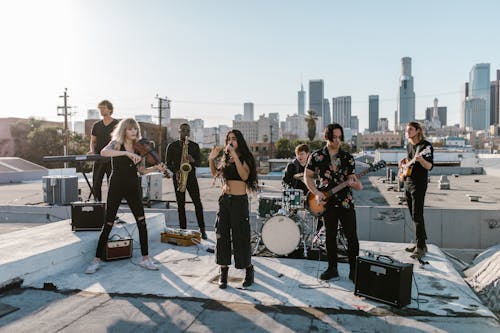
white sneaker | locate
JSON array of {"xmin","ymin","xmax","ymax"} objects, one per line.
[
  {"xmin": 139, "ymin": 258, "xmax": 159, "ymax": 270},
  {"xmin": 85, "ymin": 260, "xmax": 100, "ymax": 274}
]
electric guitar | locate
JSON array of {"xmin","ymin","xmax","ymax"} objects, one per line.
[
  {"xmin": 306, "ymin": 160, "xmax": 386, "ymax": 217},
  {"xmin": 398, "ymin": 146, "xmax": 431, "ymax": 182}
]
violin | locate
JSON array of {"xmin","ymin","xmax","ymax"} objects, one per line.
[{"xmin": 134, "ymin": 138, "xmax": 170, "ymax": 178}]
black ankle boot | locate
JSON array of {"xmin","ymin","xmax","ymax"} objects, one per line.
[
  {"xmin": 242, "ymin": 265, "xmax": 254, "ymax": 288},
  {"xmin": 219, "ymin": 267, "xmax": 228, "ymax": 289}
]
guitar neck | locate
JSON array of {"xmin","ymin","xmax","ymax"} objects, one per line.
[{"xmin": 326, "ymin": 169, "xmax": 369, "ymax": 196}]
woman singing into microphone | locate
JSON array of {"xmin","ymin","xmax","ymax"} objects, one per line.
[
  {"xmin": 85, "ymin": 118, "xmax": 167, "ymax": 274},
  {"xmin": 208, "ymin": 130, "xmax": 258, "ymax": 289}
]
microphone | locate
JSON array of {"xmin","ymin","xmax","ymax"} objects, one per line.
[{"xmin": 224, "ymin": 143, "xmax": 233, "ymax": 155}]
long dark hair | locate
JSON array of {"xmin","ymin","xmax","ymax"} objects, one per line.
[{"xmin": 222, "ymin": 129, "xmax": 258, "ymax": 192}]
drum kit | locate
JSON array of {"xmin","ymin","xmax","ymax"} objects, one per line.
[{"xmin": 254, "ymin": 172, "xmax": 330, "ymax": 257}]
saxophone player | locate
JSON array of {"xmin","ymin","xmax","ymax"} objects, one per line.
[{"xmin": 166, "ymin": 123, "xmax": 207, "ymax": 239}]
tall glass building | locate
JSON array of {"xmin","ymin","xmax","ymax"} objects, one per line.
[
  {"xmin": 332, "ymin": 96, "xmax": 351, "ymax": 129},
  {"xmin": 309, "ymin": 79, "xmax": 324, "ymax": 125},
  {"xmin": 369, "ymin": 95, "xmax": 379, "ymax": 132},
  {"xmin": 398, "ymin": 57, "xmax": 415, "ymax": 129},
  {"xmin": 469, "ymin": 63, "xmax": 490, "ymax": 130},
  {"xmin": 298, "ymin": 84, "xmax": 305, "ymax": 116}
]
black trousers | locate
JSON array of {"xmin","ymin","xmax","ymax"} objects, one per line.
[
  {"xmin": 95, "ymin": 175, "xmax": 148, "ymax": 258},
  {"xmin": 92, "ymin": 161, "xmax": 112, "ymax": 202},
  {"xmin": 323, "ymin": 205, "xmax": 359, "ymax": 273},
  {"xmin": 172, "ymin": 175, "xmax": 205, "ymax": 230},
  {"xmin": 405, "ymin": 180, "xmax": 428, "ymax": 248},
  {"xmin": 215, "ymin": 194, "xmax": 251, "ymax": 269}
]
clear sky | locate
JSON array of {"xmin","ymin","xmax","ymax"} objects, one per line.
[{"xmin": 1, "ymin": 0, "xmax": 499, "ymax": 131}]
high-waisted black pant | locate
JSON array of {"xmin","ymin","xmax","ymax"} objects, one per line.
[
  {"xmin": 323, "ymin": 205, "xmax": 359, "ymax": 272},
  {"xmin": 215, "ymin": 194, "xmax": 251, "ymax": 269},
  {"xmin": 96, "ymin": 175, "xmax": 148, "ymax": 258},
  {"xmin": 172, "ymin": 175, "xmax": 205, "ymax": 230},
  {"xmin": 405, "ymin": 180, "xmax": 428, "ymax": 248}
]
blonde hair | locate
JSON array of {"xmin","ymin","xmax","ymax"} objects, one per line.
[{"xmin": 111, "ymin": 118, "xmax": 142, "ymax": 145}]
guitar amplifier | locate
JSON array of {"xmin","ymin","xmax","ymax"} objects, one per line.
[
  {"xmin": 71, "ymin": 201, "xmax": 106, "ymax": 231},
  {"xmin": 354, "ymin": 255, "xmax": 413, "ymax": 308},
  {"xmin": 102, "ymin": 236, "xmax": 133, "ymax": 261}
]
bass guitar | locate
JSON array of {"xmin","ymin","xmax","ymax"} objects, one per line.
[
  {"xmin": 306, "ymin": 160, "xmax": 386, "ymax": 216},
  {"xmin": 398, "ymin": 146, "xmax": 431, "ymax": 182}
]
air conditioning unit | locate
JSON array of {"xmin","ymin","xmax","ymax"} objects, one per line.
[
  {"xmin": 42, "ymin": 176, "xmax": 79, "ymax": 205},
  {"xmin": 139, "ymin": 172, "xmax": 163, "ymax": 201}
]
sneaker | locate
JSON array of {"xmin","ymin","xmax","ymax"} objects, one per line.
[
  {"xmin": 410, "ymin": 246, "xmax": 427, "ymax": 260},
  {"xmin": 320, "ymin": 267, "xmax": 339, "ymax": 281},
  {"xmin": 139, "ymin": 258, "xmax": 159, "ymax": 270},
  {"xmin": 85, "ymin": 260, "xmax": 100, "ymax": 274}
]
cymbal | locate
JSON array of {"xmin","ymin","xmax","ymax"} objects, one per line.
[{"xmin": 293, "ymin": 173, "xmax": 304, "ymax": 180}]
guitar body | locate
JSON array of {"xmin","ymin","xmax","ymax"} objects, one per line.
[
  {"xmin": 306, "ymin": 191, "xmax": 329, "ymax": 217},
  {"xmin": 398, "ymin": 159, "xmax": 413, "ymax": 182}
]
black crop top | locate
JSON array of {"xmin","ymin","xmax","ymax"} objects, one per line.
[{"xmin": 222, "ymin": 162, "xmax": 243, "ymax": 181}]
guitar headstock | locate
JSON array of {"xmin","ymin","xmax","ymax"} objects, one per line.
[{"xmin": 369, "ymin": 160, "xmax": 386, "ymax": 172}]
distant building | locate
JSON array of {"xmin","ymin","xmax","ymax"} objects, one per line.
[
  {"xmin": 283, "ymin": 114, "xmax": 307, "ymax": 140},
  {"xmin": 87, "ymin": 109, "xmax": 100, "ymax": 120},
  {"xmin": 424, "ymin": 98, "xmax": 447, "ymax": 127},
  {"xmin": 323, "ymin": 98, "xmax": 331, "ymax": 125},
  {"xmin": 445, "ymin": 136, "xmax": 466, "ymax": 147},
  {"xmin": 469, "ymin": 63, "xmax": 491, "ymax": 129},
  {"xmin": 460, "ymin": 82, "xmax": 469, "ymax": 128},
  {"xmin": 397, "ymin": 57, "xmax": 415, "ymax": 130},
  {"xmin": 350, "ymin": 115, "xmax": 359, "ymax": 134},
  {"xmin": 189, "ymin": 119, "xmax": 204, "ymax": 144},
  {"xmin": 298, "ymin": 84, "xmax": 305, "ymax": 116},
  {"xmin": 357, "ymin": 132, "xmax": 402, "ymax": 149},
  {"xmin": 73, "ymin": 121, "xmax": 85, "ymax": 135},
  {"xmin": 309, "ymin": 80, "xmax": 324, "ymax": 126},
  {"xmin": 243, "ymin": 103, "xmax": 254, "ymax": 121},
  {"xmin": 332, "ymin": 96, "xmax": 351, "ymax": 128},
  {"xmin": 464, "ymin": 97, "xmax": 487, "ymax": 130},
  {"xmin": 234, "ymin": 114, "xmax": 243, "ymax": 121},
  {"xmin": 232, "ymin": 120, "xmax": 258, "ymax": 144},
  {"xmin": 167, "ymin": 118, "xmax": 189, "ymax": 139},
  {"xmin": 491, "ymin": 69, "xmax": 500, "ymax": 126},
  {"xmin": 257, "ymin": 114, "xmax": 279, "ymax": 144},
  {"xmin": 368, "ymin": 95, "xmax": 379, "ymax": 132},
  {"xmin": 135, "ymin": 114, "xmax": 153, "ymax": 123},
  {"xmin": 378, "ymin": 118, "xmax": 389, "ymax": 132}
]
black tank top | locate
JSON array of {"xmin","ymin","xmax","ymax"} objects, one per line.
[
  {"xmin": 222, "ymin": 162, "xmax": 243, "ymax": 181},
  {"xmin": 111, "ymin": 145, "xmax": 138, "ymax": 179}
]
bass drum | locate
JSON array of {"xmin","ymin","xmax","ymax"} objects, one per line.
[{"xmin": 261, "ymin": 215, "xmax": 301, "ymax": 255}]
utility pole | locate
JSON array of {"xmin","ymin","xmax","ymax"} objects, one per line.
[
  {"xmin": 269, "ymin": 124, "xmax": 273, "ymax": 159},
  {"xmin": 57, "ymin": 88, "xmax": 72, "ymax": 168},
  {"xmin": 152, "ymin": 95, "xmax": 170, "ymax": 161}
]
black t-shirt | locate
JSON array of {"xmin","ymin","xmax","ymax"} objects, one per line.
[
  {"xmin": 282, "ymin": 158, "xmax": 309, "ymax": 193},
  {"xmin": 91, "ymin": 119, "xmax": 119, "ymax": 154},
  {"xmin": 165, "ymin": 140, "xmax": 200, "ymax": 174},
  {"xmin": 406, "ymin": 140, "xmax": 433, "ymax": 183}
]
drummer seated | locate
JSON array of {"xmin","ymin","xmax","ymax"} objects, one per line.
[{"xmin": 282, "ymin": 144, "xmax": 310, "ymax": 194}]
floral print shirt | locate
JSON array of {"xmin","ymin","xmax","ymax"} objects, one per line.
[{"xmin": 306, "ymin": 146, "xmax": 356, "ymax": 209}]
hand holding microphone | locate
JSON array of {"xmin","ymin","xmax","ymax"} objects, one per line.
[{"xmin": 224, "ymin": 143, "xmax": 234, "ymax": 156}]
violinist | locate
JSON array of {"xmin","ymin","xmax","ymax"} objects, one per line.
[{"xmin": 85, "ymin": 118, "xmax": 167, "ymax": 274}]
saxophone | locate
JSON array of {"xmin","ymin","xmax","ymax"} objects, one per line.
[{"xmin": 177, "ymin": 136, "xmax": 192, "ymax": 192}]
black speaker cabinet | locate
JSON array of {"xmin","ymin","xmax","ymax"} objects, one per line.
[
  {"xmin": 354, "ymin": 255, "xmax": 413, "ymax": 308},
  {"xmin": 71, "ymin": 201, "xmax": 106, "ymax": 231}
]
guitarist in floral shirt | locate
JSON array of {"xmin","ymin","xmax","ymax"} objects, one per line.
[
  {"xmin": 304, "ymin": 123, "xmax": 362, "ymax": 282},
  {"xmin": 399, "ymin": 121, "xmax": 433, "ymax": 260}
]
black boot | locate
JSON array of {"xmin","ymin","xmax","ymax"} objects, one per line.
[
  {"xmin": 219, "ymin": 267, "xmax": 228, "ymax": 289},
  {"xmin": 242, "ymin": 265, "xmax": 254, "ymax": 288}
]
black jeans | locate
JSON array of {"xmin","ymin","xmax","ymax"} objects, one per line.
[
  {"xmin": 92, "ymin": 161, "xmax": 112, "ymax": 201},
  {"xmin": 96, "ymin": 175, "xmax": 148, "ymax": 258},
  {"xmin": 323, "ymin": 205, "xmax": 359, "ymax": 273},
  {"xmin": 405, "ymin": 180, "xmax": 428, "ymax": 248},
  {"xmin": 215, "ymin": 194, "xmax": 251, "ymax": 269},
  {"xmin": 172, "ymin": 175, "xmax": 205, "ymax": 230}
]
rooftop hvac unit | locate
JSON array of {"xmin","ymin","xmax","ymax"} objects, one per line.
[{"xmin": 43, "ymin": 175, "xmax": 78, "ymax": 205}]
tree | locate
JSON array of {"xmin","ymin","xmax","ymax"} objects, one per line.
[
  {"xmin": 305, "ymin": 109, "xmax": 318, "ymax": 142},
  {"xmin": 275, "ymin": 138, "xmax": 294, "ymax": 158}
]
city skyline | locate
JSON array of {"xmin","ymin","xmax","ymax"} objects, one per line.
[{"xmin": 1, "ymin": 0, "xmax": 500, "ymax": 131}]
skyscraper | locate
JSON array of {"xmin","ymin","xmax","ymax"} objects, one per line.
[
  {"xmin": 464, "ymin": 97, "xmax": 487, "ymax": 130},
  {"xmin": 298, "ymin": 84, "xmax": 305, "ymax": 116},
  {"xmin": 332, "ymin": 96, "xmax": 351, "ymax": 128},
  {"xmin": 309, "ymin": 79, "xmax": 324, "ymax": 125},
  {"xmin": 469, "ymin": 63, "xmax": 490, "ymax": 130},
  {"xmin": 243, "ymin": 102, "xmax": 254, "ymax": 121},
  {"xmin": 397, "ymin": 57, "xmax": 415, "ymax": 129},
  {"xmin": 490, "ymin": 69, "xmax": 500, "ymax": 126},
  {"xmin": 323, "ymin": 98, "xmax": 331, "ymax": 125},
  {"xmin": 368, "ymin": 95, "xmax": 379, "ymax": 132},
  {"xmin": 460, "ymin": 82, "xmax": 469, "ymax": 128},
  {"xmin": 425, "ymin": 98, "xmax": 447, "ymax": 127}
]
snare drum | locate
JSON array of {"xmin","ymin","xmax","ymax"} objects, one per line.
[
  {"xmin": 283, "ymin": 189, "xmax": 304, "ymax": 209},
  {"xmin": 257, "ymin": 193, "xmax": 282, "ymax": 218},
  {"xmin": 261, "ymin": 215, "xmax": 301, "ymax": 255}
]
